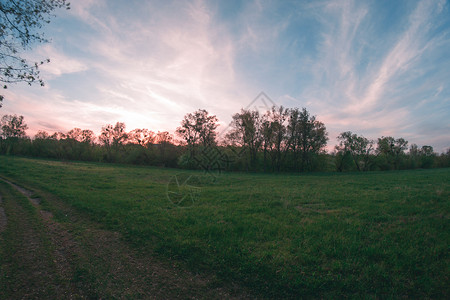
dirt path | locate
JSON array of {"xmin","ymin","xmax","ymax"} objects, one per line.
[
  {"xmin": 0, "ymin": 179, "xmax": 76, "ymax": 298},
  {"xmin": 0, "ymin": 195, "xmax": 6, "ymax": 233},
  {"xmin": 0, "ymin": 178, "xmax": 253, "ymax": 299}
]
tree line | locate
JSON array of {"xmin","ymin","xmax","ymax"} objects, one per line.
[
  {"xmin": 1, "ymin": 109, "xmax": 449, "ymax": 172},
  {"xmin": 1, "ymin": 3, "xmax": 448, "ymax": 172}
]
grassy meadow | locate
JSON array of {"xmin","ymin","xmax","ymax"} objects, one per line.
[{"xmin": 0, "ymin": 155, "xmax": 448, "ymax": 298}]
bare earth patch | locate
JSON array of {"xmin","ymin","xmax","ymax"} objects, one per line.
[
  {"xmin": 0, "ymin": 207, "xmax": 6, "ymax": 233},
  {"xmin": 0, "ymin": 195, "xmax": 6, "ymax": 233}
]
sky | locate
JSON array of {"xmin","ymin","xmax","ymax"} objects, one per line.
[{"xmin": 2, "ymin": 0, "xmax": 450, "ymax": 152}]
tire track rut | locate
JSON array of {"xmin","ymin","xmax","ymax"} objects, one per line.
[{"xmin": 0, "ymin": 195, "xmax": 6, "ymax": 233}]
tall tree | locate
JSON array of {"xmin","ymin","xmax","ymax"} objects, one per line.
[
  {"xmin": 66, "ymin": 127, "xmax": 83, "ymax": 142},
  {"xmin": 377, "ymin": 136, "xmax": 408, "ymax": 170},
  {"xmin": 285, "ymin": 108, "xmax": 301, "ymax": 170},
  {"xmin": 176, "ymin": 109, "xmax": 220, "ymax": 171},
  {"xmin": 63, "ymin": 127, "xmax": 95, "ymax": 160},
  {"xmin": 176, "ymin": 109, "xmax": 218, "ymax": 152},
  {"xmin": 99, "ymin": 122, "xmax": 128, "ymax": 149},
  {"xmin": 155, "ymin": 131, "xmax": 175, "ymax": 167},
  {"xmin": 0, "ymin": 114, "xmax": 28, "ymax": 155},
  {"xmin": 32, "ymin": 129, "xmax": 54, "ymax": 157},
  {"xmin": 99, "ymin": 122, "xmax": 127, "ymax": 161},
  {"xmin": 0, "ymin": 0, "xmax": 70, "ymax": 106},
  {"xmin": 226, "ymin": 109, "xmax": 263, "ymax": 170},
  {"xmin": 260, "ymin": 113, "xmax": 273, "ymax": 172},
  {"xmin": 419, "ymin": 145, "xmax": 435, "ymax": 168},
  {"xmin": 80, "ymin": 129, "xmax": 95, "ymax": 144},
  {"xmin": 50, "ymin": 131, "xmax": 65, "ymax": 140},
  {"xmin": 34, "ymin": 130, "xmax": 49, "ymax": 140},
  {"xmin": 128, "ymin": 128, "xmax": 154, "ymax": 147},
  {"xmin": 288, "ymin": 108, "xmax": 328, "ymax": 171},
  {"xmin": 155, "ymin": 131, "xmax": 173, "ymax": 145},
  {"xmin": 409, "ymin": 143, "xmax": 419, "ymax": 156},
  {"xmin": 262, "ymin": 106, "xmax": 289, "ymax": 172},
  {"xmin": 0, "ymin": 114, "xmax": 28, "ymax": 138},
  {"xmin": 336, "ymin": 131, "xmax": 374, "ymax": 171}
]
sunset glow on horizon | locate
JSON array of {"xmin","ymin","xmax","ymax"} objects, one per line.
[{"xmin": 2, "ymin": 0, "xmax": 449, "ymax": 152}]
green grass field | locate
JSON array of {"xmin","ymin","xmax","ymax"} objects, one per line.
[{"xmin": 0, "ymin": 155, "xmax": 448, "ymax": 298}]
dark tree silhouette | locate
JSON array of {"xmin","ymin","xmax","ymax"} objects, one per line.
[
  {"xmin": 0, "ymin": 114, "xmax": 28, "ymax": 138},
  {"xmin": 226, "ymin": 109, "xmax": 263, "ymax": 170},
  {"xmin": 128, "ymin": 128, "xmax": 155, "ymax": 147},
  {"xmin": 377, "ymin": 136, "xmax": 408, "ymax": 170},
  {"xmin": 288, "ymin": 108, "xmax": 328, "ymax": 171},
  {"xmin": 0, "ymin": 0, "xmax": 70, "ymax": 106},
  {"xmin": 336, "ymin": 131, "xmax": 374, "ymax": 171},
  {"xmin": 176, "ymin": 109, "xmax": 218, "ymax": 148},
  {"xmin": 262, "ymin": 106, "xmax": 289, "ymax": 172},
  {"xmin": 99, "ymin": 122, "xmax": 127, "ymax": 149}
]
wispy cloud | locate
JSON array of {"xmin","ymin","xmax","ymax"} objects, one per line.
[
  {"xmin": 292, "ymin": 0, "xmax": 449, "ymax": 150},
  {"xmin": 4, "ymin": 0, "xmax": 249, "ymax": 135},
  {"xmin": 358, "ymin": 0, "xmax": 445, "ymax": 113},
  {"xmin": 1, "ymin": 0, "xmax": 449, "ymax": 152},
  {"xmin": 74, "ymin": 0, "xmax": 247, "ymax": 127},
  {"xmin": 37, "ymin": 45, "xmax": 88, "ymax": 78}
]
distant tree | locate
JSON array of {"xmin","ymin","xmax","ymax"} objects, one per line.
[
  {"xmin": 50, "ymin": 131, "xmax": 66, "ymax": 140},
  {"xmin": 260, "ymin": 113, "xmax": 273, "ymax": 172},
  {"xmin": 66, "ymin": 127, "xmax": 83, "ymax": 141},
  {"xmin": 176, "ymin": 109, "xmax": 218, "ymax": 155},
  {"xmin": 377, "ymin": 136, "xmax": 408, "ymax": 170},
  {"xmin": 377, "ymin": 136, "xmax": 408, "ymax": 156},
  {"xmin": 99, "ymin": 122, "xmax": 128, "ymax": 162},
  {"xmin": 435, "ymin": 148, "xmax": 450, "ymax": 168},
  {"xmin": 408, "ymin": 144, "xmax": 436, "ymax": 169},
  {"xmin": 225, "ymin": 107, "xmax": 327, "ymax": 172},
  {"xmin": 0, "ymin": 114, "xmax": 28, "ymax": 138},
  {"xmin": 0, "ymin": 114, "xmax": 28, "ymax": 155},
  {"xmin": 261, "ymin": 106, "xmax": 289, "ymax": 172},
  {"xmin": 420, "ymin": 145, "xmax": 434, "ymax": 156},
  {"xmin": 34, "ymin": 130, "xmax": 49, "ymax": 140},
  {"xmin": 176, "ymin": 109, "xmax": 219, "ymax": 170},
  {"xmin": 32, "ymin": 130, "xmax": 53, "ymax": 157},
  {"xmin": 155, "ymin": 131, "xmax": 172, "ymax": 145},
  {"xmin": 64, "ymin": 128, "xmax": 94, "ymax": 143},
  {"xmin": 128, "ymin": 128, "xmax": 154, "ymax": 147},
  {"xmin": 288, "ymin": 108, "xmax": 328, "ymax": 171},
  {"xmin": 0, "ymin": 0, "xmax": 70, "ymax": 106},
  {"xmin": 33, "ymin": 129, "xmax": 65, "ymax": 158},
  {"xmin": 155, "ymin": 131, "xmax": 177, "ymax": 167},
  {"xmin": 336, "ymin": 131, "xmax": 374, "ymax": 171},
  {"xmin": 285, "ymin": 108, "xmax": 301, "ymax": 170},
  {"xmin": 226, "ymin": 109, "xmax": 263, "ymax": 170},
  {"xmin": 99, "ymin": 122, "xmax": 128, "ymax": 149},
  {"xmin": 98, "ymin": 125, "xmax": 112, "ymax": 148},
  {"xmin": 409, "ymin": 143, "xmax": 422, "ymax": 168},
  {"xmin": 61, "ymin": 127, "xmax": 95, "ymax": 160},
  {"xmin": 419, "ymin": 145, "xmax": 435, "ymax": 168},
  {"xmin": 333, "ymin": 149, "xmax": 354, "ymax": 172},
  {"xmin": 80, "ymin": 129, "xmax": 95, "ymax": 144}
]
